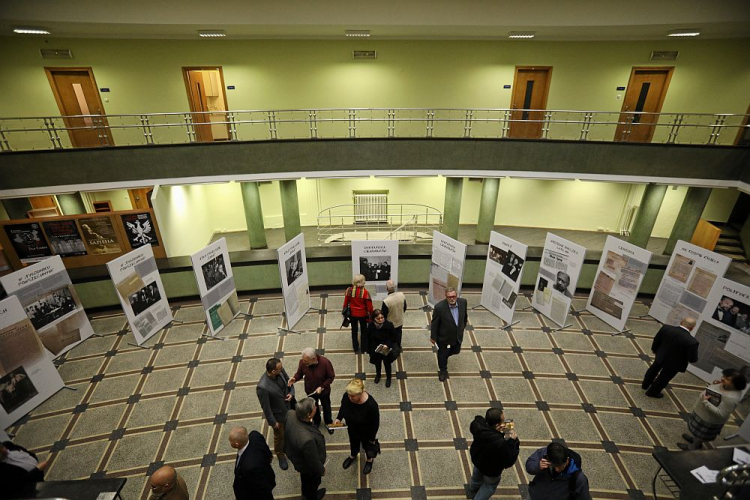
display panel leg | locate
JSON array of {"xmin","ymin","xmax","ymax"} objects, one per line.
[
  {"xmin": 502, "ymin": 320, "xmax": 520, "ymax": 331},
  {"xmin": 278, "ymin": 328, "xmax": 302, "ymax": 335},
  {"xmin": 201, "ymin": 333, "xmax": 226, "ymax": 341},
  {"xmin": 62, "ymin": 385, "xmax": 78, "ymax": 391},
  {"xmin": 724, "ymin": 433, "xmax": 739, "ymax": 440},
  {"xmin": 237, "ymin": 313, "xmax": 253, "ymax": 319},
  {"xmin": 549, "ymin": 323, "xmax": 572, "ymax": 333},
  {"xmin": 471, "ymin": 304, "xmax": 488, "ymax": 311},
  {"xmin": 611, "ymin": 328, "xmax": 631, "ymax": 337},
  {"xmin": 127, "ymin": 342, "xmax": 154, "ymax": 349}
]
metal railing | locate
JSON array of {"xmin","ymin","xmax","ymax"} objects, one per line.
[
  {"xmin": 0, "ymin": 108, "xmax": 747, "ymax": 152},
  {"xmin": 317, "ymin": 203, "xmax": 442, "ymax": 244}
]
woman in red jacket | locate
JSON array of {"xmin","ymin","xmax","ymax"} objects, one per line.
[{"xmin": 343, "ymin": 274, "xmax": 373, "ymax": 353}]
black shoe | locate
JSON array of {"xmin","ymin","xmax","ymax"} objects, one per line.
[
  {"xmin": 374, "ymin": 373, "xmax": 381, "ymax": 384},
  {"xmin": 682, "ymin": 433, "xmax": 694, "ymax": 443},
  {"xmin": 676, "ymin": 442, "xmax": 690, "ymax": 451},
  {"xmin": 646, "ymin": 392, "xmax": 664, "ymax": 399},
  {"xmin": 641, "ymin": 383, "xmax": 650, "ymax": 390},
  {"xmin": 342, "ymin": 456, "xmax": 355, "ymax": 469},
  {"xmin": 385, "ymin": 377, "xmax": 392, "ymax": 388},
  {"xmin": 316, "ymin": 488, "xmax": 326, "ymax": 499},
  {"xmin": 327, "ymin": 426, "xmax": 335, "ymax": 435},
  {"xmin": 278, "ymin": 456, "xmax": 289, "ymax": 470},
  {"xmin": 438, "ymin": 371, "xmax": 447, "ymax": 382},
  {"xmin": 363, "ymin": 461, "xmax": 373, "ymax": 474},
  {"xmin": 466, "ymin": 487, "xmax": 478, "ymax": 499}
]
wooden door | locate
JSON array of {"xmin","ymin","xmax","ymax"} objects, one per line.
[
  {"xmin": 508, "ymin": 67, "xmax": 552, "ymax": 139},
  {"xmin": 615, "ymin": 67, "xmax": 674, "ymax": 143},
  {"xmin": 128, "ymin": 188, "xmax": 153, "ymax": 210},
  {"xmin": 183, "ymin": 67, "xmax": 230, "ymax": 142},
  {"xmin": 45, "ymin": 68, "xmax": 112, "ymax": 148},
  {"xmin": 735, "ymin": 103, "xmax": 750, "ymax": 146}
]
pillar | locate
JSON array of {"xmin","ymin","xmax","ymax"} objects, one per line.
[
  {"xmin": 279, "ymin": 179, "xmax": 302, "ymax": 242},
  {"xmin": 664, "ymin": 187, "xmax": 712, "ymax": 255},
  {"xmin": 240, "ymin": 182, "xmax": 268, "ymax": 249},
  {"xmin": 628, "ymin": 183, "xmax": 668, "ymax": 249},
  {"xmin": 442, "ymin": 177, "xmax": 463, "ymax": 240},
  {"xmin": 57, "ymin": 193, "xmax": 86, "ymax": 215},
  {"xmin": 475, "ymin": 178, "xmax": 500, "ymax": 244}
]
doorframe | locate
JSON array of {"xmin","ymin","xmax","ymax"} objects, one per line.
[
  {"xmin": 734, "ymin": 103, "xmax": 750, "ymax": 145},
  {"xmin": 509, "ymin": 66, "xmax": 553, "ymax": 111},
  {"xmin": 181, "ymin": 66, "xmax": 230, "ymax": 114},
  {"xmin": 619, "ymin": 66, "xmax": 675, "ymax": 115}
]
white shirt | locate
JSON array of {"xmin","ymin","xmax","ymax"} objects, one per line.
[{"xmin": 5, "ymin": 449, "xmax": 38, "ymax": 472}]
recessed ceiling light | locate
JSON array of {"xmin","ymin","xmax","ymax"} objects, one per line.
[
  {"xmin": 199, "ymin": 30, "xmax": 226, "ymax": 38},
  {"xmin": 345, "ymin": 30, "xmax": 370, "ymax": 37},
  {"xmin": 508, "ymin": 31, "xmax": 535, "ymax": 39},
  {"xmin": 668, "ymin": 29, "xmax": 701, "ymax": 37},
  {"xmin": 13, "ymin": 27, "xmax": 50, "ymax": 35}
]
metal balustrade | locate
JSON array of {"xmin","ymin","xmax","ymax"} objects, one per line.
[
  {"xmin": 0, "ymin": 108, "xmax": 747, "ymax": 152},
  {"xmin": 317, "ymin": 203, "xmax": 443, "ymax": 244}
]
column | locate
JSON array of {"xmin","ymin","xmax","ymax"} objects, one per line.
[
  {"xmin": 475, "ymin": 178, "xmax": 500, "ymax": 244},
  {"xmin": 442, "ymin": 177, "xmax": 463, "ymax": 240},
  {"xmin": 57, "ymin": 193, "xmax": 86, "ymax": 215},
  {"xmin": 628, "ymin": 183, "xmax": 668, "ymax": 249},
  {"xmin": 279, "ymin": 179, "xmax": 302, "ymax": 242},
  {"xmin": 240, "ymin": 182, "xmax": 268, "ymax": 249},
  {"xmin": 664, "ymin": 187, "xmax": 712, "ymax": 255}
]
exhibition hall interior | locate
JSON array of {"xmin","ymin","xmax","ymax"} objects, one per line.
[{"xmin": 1, "ymin": 1, "xmax": 750, "ymax": 499}]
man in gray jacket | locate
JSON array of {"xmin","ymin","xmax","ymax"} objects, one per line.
[
  {"xmin": 284, "ymin": 397, "xmax": 327, "ymax": 500},
  {"xmin": 256, "ymin": 357, "xmax": 295, "ymax": 470},
  {"xmin": 430, "ymin": 287, "xmax": 468, "ymax": 381}
]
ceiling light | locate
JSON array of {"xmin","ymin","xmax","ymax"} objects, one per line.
[
  {"xmin": 199, "ymin": 30, "xmax": 226, "ymax": 38},
  {"xmin": 667, "ymin": 29, "xmax": 701, "ymax": 37},
  {"xmin": 345, "ymin": 30, "xmax": 370, "ymax": 37},
  {"xmin": 13, "ymin": 27, "xmax": 50, "ymax": 35},
  {"xmin": 508, "ymin": 31, "xmax": 535, "ymax": 39}
]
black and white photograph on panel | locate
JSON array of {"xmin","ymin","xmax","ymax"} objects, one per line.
[
  {"xmin": 712, "ymin": 295, "xmax": 750, "ymax": 334},
  {"xmin": 488, "ymin": 244, "xmax": 508, "ymax": 266},
  {"xmin": 24, "ymin": 285, "xmax": 79, "ymax": 331},
  {"xmin": 285, "ymin": 250, "xmax": 304, "ymax": 286},
  {"xmin": 359, "ymin": 256, "xmax": 392, "ymax": 282},
  {"xmin": 0, "ymin": 366, "xmax": 38, "ymax": 415},
  {"xmin": 501, "ymin": 250, "xmax": 524, "ymax": 282},
  {"xmin": 128, "ymin": 282, "xmax": 162, "ymax": 317},
  {"xmin": 201, "ymin": 254, "xmax": 228, "ymax": 291}
]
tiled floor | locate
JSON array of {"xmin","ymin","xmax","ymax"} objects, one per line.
[{"xmin": 5, "ymin": 288, "xmax": 749, "ymax": 499}]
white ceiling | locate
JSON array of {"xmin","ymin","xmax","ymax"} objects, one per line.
[{"xmin": 1, "ymin": 0, "xmax": 750, "ymax": 41}]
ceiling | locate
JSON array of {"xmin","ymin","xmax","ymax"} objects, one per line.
[{"xmin": 2, "ymin": 0, "xmax": 750, "ymax": 41}]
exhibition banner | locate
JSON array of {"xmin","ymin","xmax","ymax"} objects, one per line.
[
  {"xmin": 428, "ymin": 231, "xmax": 467, "ymax": 306},
  {"xmin": 351, "ymin": 240, "xmax": 399, "ymax": 301},
  {"xmin": 688, "ymin": 278, "xmax": 750, "ymax": 382},
  {"xmin": 4, "ymin": 223, "xmax": 52, "ymax": 264},
  {"xmin": 277, "ymin": 234, "xmax": 310, "ymax": 330},
  {"xmin": 79, "ymin": 216, "xmax": 122, "ymax": 255},
  {"xmin": 1, "ymin": 256, "xmax": 95, "ymax": 358},
  {"xmin": 190, "ymin": 238, "xmax": 240, "ymax": 336},
  {"xmin": 648, "ymin": 240, "xmax": 731, "ymax": 325},
  {"xmin": 480, "ymin": 231, "xmax": 527, "ymax": 325},
  {"xmin": 41, "ymin": 220, "xmax": 87, "ymax": 257},
  {"xmin": 121, "ymin": 212, "xmax": 159, "ymax": 249},
  {"xmin": 0, "ymin": 295, "xmax": 64, "ymax": 430},
  {"xmin": 107, "ymin": 245, "xmax": 172, "ymax": 345},
  {"xmin": 533, "ymin": 233, "xmax": 586, "ymax": 327},
  {"xmin": 586, "ymin": 236, "xmax": 652, "ymax": 331}
]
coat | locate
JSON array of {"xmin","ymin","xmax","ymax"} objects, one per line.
[
  {"xmin": 650, "ymin": 325, "xmax": 699, "ymax": 373},
  {"xmin": 283, "ymin": 410, "xmax": 326, "ymax": 476},
  {"xmin": 256, "ymin": 369, "xmax": 295, "ymax": 427},
  {"xmin": 526, "ymin": 446, "xmax": 591, "ymax": 500},
  {"xmin": 233, "ymin": 430, "xmax": 275, "ymax": 500},
  {"xmin": 343, "ymin": 286, "xmax": 373, "ymax": 319},
  {"xmin": 0, "ymin": 441, "xmax": 44, "ymax": 497},
  {"xmin": 469, "ymin": 416, "xmax": 520, "ymax": 477},
  {"xmin": 430, "ymin": 297, "xmax": 468, "ymax": 346}
]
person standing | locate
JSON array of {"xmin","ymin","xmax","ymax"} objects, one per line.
[
  {"xmin": 228, "ymin": 427, "xmax": 276, "ymax": 500},
  {"xmin": 256, "ymin": 357, "xmax": 295, "ymax": 470},
  {"xmin": 366, "ymin": 310, "xmax": 398, "ymax": 387},
  {"xmin": 284, "ymin": 398, "xmax": 327, "ymax": 500},
  {"xmin": 641, "ymin": 318, "xmax": 699, "ymax": 398},
  {"xmin": 148, "ymin": 465, "xmax": 190, "ymax": 500},
  {"xmin": 526, "ymin": 442, "xmax": 591, "ymax": 500},
  {"xmin": 334, "ymin": 378, "xmax": 380, "ymax": 475},
  {"xmin": 0, "ymin": 441, "xmax": 49, "ymax": 497},
  {"xmin": 289, "ymin": 348, "xmax": 336, "ymax": 434},
  {"xmin": 342, "ymin": 274, "xmax": 373, "ymax": 353},
  {"xmin": 381, "ymin": 279, "xmax": 407, "ymax": 346},
  {"xmin": 430, "ymin": 287, "xmax": 468, "ymax": 381},
  {"xmin": 468, "ymin": 407, "xmax": 519, "ymax": 500}
]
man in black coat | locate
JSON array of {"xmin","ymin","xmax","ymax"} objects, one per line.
[
  {"xmin": 430, "ymin": 287, "xmax": 469, "ymax": 382},
  {"xmin": 228, "ymin": 427, "xmax": 276, "ymax": 500},
  {"xmin": 641, "ymin": 317, "xmax": 699, "ymax": 398},
  {"xmin": 0, "ymin": 441, "xmax": 49, "ymax": 497},
  {"xmin": 468, "ymin": 407, "xmax": 519, "ymax": 499}
]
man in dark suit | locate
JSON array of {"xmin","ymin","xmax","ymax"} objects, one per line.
[
  {"xmin": 641, "ymin": 317, "xmax": 699, "ymax": 398},
  {"xmin": 712, "ymin": 297, "xmax": 735, "ymax": 326},
  {"xmin": 228, "ymin": 427, "xmax": 276, "ymax": 500},
  {"xmin": 284, "ymin": 398, "xmax": 327, "ymax": 500},
  {"xmin": 0, "ymin": 440, "xmax": 49, "ymax": 497},
  {"xmin": 430, "ymin": 287, "xmax": 469, "ymax": 382}
]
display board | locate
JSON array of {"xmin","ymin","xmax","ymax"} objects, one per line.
[
  {"xmin": 351, "ymin": 240, "xmax": 399, "ymax": 301},
  {"xmin": 586, "ymin": 236, "xmax": 652, "ymax": 331},
  {"xmin": 688, "ymin": 278, "xmax": 750, "ymax": 382},
  {"xmin": 428, "ymin": 231, "xmax": 467, "ymax": 306},
  {"xmin": 277, "ymin": 234, "xmax": 310, "ymax": 330},
  {"xmin": 0, "ymin": 295, "xmax": 64, "ymax": 430},
  {"xmin": 533, "ymin": 233, "xmax": 587, "ymax": 327},
  {"xmin": 480, "ymin": 231, "xmax": 527, "ymax": 325},
  {"xmin": 190, "ymin": 238, "xmax": 240, "ymax": 336},
  {"xmin": 649, "ymin": 240, "xmax": 731, "ymax": 325},
  {"xmin": 0, "ymin": 256, "xmax": 95, "ymax": 358},
  {"xmin": 107, "ymin": 245, "xmax": 172, "ymax": 345}
]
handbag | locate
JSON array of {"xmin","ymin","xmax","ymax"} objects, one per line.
[{"xmin": 341, "ymin": 287, "xmax": 352, "ymax": 327}]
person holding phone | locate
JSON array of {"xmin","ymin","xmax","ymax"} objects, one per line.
[
  {"xmin": 525, "ymin": 442, "xmax": 591, "ymax": 500},
  {"xmin": 467, "ymin": 407, "xmax": 519, "ymax": 499}
]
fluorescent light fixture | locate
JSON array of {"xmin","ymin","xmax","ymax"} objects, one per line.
[
  {"xmin": 345, "ymin": 30, "xmax": 370, "ymax": 37},
  {"xmin": 667, "ymin": 29, "xmax": 701, "ymax": 37},
  {"xmin": 13, "ymin": 27, "xmax": 50, "ymax": 35},
  {"xmin": 508, "ymin": 31, "xmax": 535, "ymax": 39},
  {"xmin": 198, "ymin": 30, "xmax": 226, "ymax": 38}
]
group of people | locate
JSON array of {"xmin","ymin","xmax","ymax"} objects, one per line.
[{"xmin": 713, "ymin": 296, "xmax": 750, "ymax": 332}]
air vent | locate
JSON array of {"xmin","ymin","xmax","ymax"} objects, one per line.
[
  {"xmin": 353, "ymin": 50, "xmax": 377, "ymax": 60},
  {"xmin": 40, "ymin": 49, "xmax": 73, "ymax": 59},
  {"xmin": 650, "ymin": 51, "xmax": 678, "ymax": 61}
]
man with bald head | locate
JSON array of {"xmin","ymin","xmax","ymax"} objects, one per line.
[
  {"xmin": 148, "ymin": 465, "xmax": 189, "ymax": 500},
  {"xmin": 228, "ymin": 426, "xmax": 275, "ymax": 500},
  {"xmin": 642, "ymin": 317, "xmax": 699, "ymax": 398}
]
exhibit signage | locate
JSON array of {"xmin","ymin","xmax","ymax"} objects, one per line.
[
  {"xmin": 351, "ymin": 240, "xmax": 399, "ymax": 301},
  {"xmin": 533, "ymin": 233, "xmax": 586, "ymax": 327},
  {"xmin": 190, "ymin": 238, "xmax": 240, "ymax": 336},
  {"xmin": 277, "ymin": 233, "xmax": 310, "ymax": 330},
  {"xmin": 428, "ymin": 231, "xmax": 467, "ymax": 306},
  {"xmin": 480, "ymin": 231, "xmax": 527, "ymax": 325}
]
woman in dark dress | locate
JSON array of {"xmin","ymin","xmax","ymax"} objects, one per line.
[
  {"xmin": 366, "ymin": 309, "xmax": 398, "ymax": 387},
  {"xmin": 334, "ymin": 378, "xmax": 380, "ymax": 475}
]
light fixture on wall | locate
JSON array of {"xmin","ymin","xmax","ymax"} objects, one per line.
[
  {"xmin": 13, "ymin": 27, "xmax": 51, "ymax": 35},
  {"xmin": 345, "ymin": 30, "xmax": 370, "ymax": 37},
  {"xmin": 508, "ymin": 31, "xmax": 535, "ymax": 39},
  {"xmin": 198, "ymin": 30, "xmax": 226, "ymax": 38},
  {"xmin": 667, "ymin": 29, "xmax": 701, "ymax": 37}
]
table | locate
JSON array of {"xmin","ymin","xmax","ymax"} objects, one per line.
[{"xmin": 8, "ymin": 477, "xmax": 127, "ymax": 500}]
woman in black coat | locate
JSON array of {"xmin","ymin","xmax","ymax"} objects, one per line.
[
  {"xmin": 366, "ymin": 309, "xmax": 398, "ymax": 387},
  {"xmin": 334, "ymin": 378, "xmax": 380, "ymax": 475}
]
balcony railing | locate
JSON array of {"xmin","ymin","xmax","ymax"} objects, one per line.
[
  {"xmin": 317, "ymin": 203, "xmax": 443, "ymax": 244},
  {"xmin": 0, "ymin": 108, "xmax": 747, "ymax": 152}
]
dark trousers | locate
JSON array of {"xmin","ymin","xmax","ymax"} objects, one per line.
[
  {"xmin": 312, "ymin": 392, "xmax": 333, "ymax": 426},
  {"xmin": 373, "ymin": 355, "xmax": 393, "ymax": 379},
  {"xmin": 642, "ymin": 361, "xmax": 679, "ymax": 396},
  {"xmin": 351, "ymin": 317, "xmax": 367, "ymax": 351},
  {"xmin": 394, "ymin": 326, "xmax": 403, "ymax": 346},
  {"xmin": 437, "ymin": 342, "xmax": 461, "ymax": 371},
  {"xmin": 347, "ymin": 426, "xmax": 376, "ymax": 459},
  {"xmin": 300, "ymin": 472, "xmax": 322, "ymax": 500}
]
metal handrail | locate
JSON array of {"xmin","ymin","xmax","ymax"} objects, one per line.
[{"xmin": 317, "ymin": 204, "xmax": 442, "ymax": 244}]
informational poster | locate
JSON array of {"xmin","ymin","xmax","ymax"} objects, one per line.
[
  {"xmin": 79, "ymin": 216, "xmax": 122, "ymax": 255},
  {"xmin": 351, "ymin": 240, "xmax": 399, "ymax": 301},
  {"xmin": 190, "ymin": 238, "xmax": 240, "ymax": 336},
  {"xmin": 586, "ymin": 236, "xmax": 652, "ymax": 331},
  {"xmin": 649, "ymin": 240, "xmax": 731, "ymax": 325},
  {"xmin": 41, "ymin": 220, "xmax": 87, "ymax": 257},
  {"xmin": 4, "ymin": 223, "xmax": 52, "ymax": 264},
  {"xmin": 428, "ymin": 231, "xmax": 467, "ymax": 306},
  {"xmin": 480, "ymin": 231, "xmax": 527, "ymax": 325},
  {"xmin": 0, "ymin": 256, "xmax": 95, "ymax": 358},
  {"xmin": 0, "ymin": 295, "xmax": 64, "ymax": 430},
  {"xmin": 533, "ymin": 233, "xmax": 587, "ymax": 327},
  {"xmin": 121, "ymin": 212, "xmax": 159, "ymax": 249},
  {"xmin": 277, "ymin": 234, "xmax": 310, "ymax": 330},
  {"xmin": 107, "ymin": 245, "xmax": 172, "ymax": 345},
  {"xmin": 688, "ymin": 278, "xmax": 750, "ymax": 382}
]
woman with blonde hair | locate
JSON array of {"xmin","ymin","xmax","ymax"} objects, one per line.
[
  {"xmin": 342, "ymin": 274, "xmax": 373, "ymax": 353},
  {"xmin": 334, "ymin": 378, "xmax": 380, "ymax": 475}
]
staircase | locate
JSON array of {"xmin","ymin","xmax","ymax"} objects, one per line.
[{"xmin": 715, "ymin": 223, "xmax": 747, "ymax": 263}]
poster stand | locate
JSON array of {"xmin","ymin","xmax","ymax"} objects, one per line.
[
  {"xmin": 278, "ymin": 312, "xmax": 302, "ymax": 335},
  {"xmin": 610, "ymin": 327, "xmax": 632, "ymax": 337},
  {"xmin": 200, "ymin": 332, "xmax": 226, "ymax": 341},
  {"xmin": 549, "ymin": 323, "xmax": 572, "ymax": 333},
  {"xmin": 501, "ymin": 320, "xmax": 520, "ymax": 331}
]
